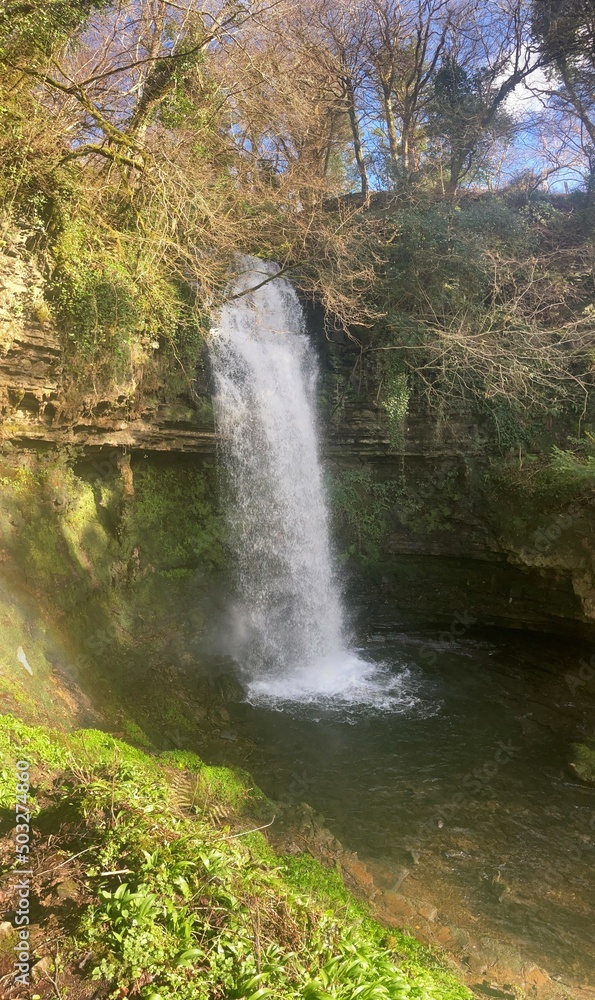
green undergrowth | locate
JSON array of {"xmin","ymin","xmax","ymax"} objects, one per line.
[
  {"xmin": 486, "ymin": 442, "xmax": 595, "ymax": 545},
  {"xmin": 327, "ymin": 468, "xmax": 397, "ymax": 564},
  {"xmin": 0, "ymin": 715, "xmax": 470, "ymax": 1000}
]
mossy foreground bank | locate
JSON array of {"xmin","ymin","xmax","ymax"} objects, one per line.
[{"xmin": 0, "ymin": 715, "xmax": 470, "ymax": 1000}]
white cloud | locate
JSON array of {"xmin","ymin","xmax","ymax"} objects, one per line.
[{"xmin": 504, "ymin": 65, "xmax": 552, "ymax": 115}]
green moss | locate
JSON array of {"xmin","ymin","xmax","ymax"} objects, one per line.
[
  {"xmin": 0, "ymin": 451, "xmax": 230, "ymax": 738},
  {"xmin": 282, "ymin": 851, "xmax": 363, "ymax": 912},
  {"xmin": 120, "ymin": 718, "xmax": 154, "ymax": 748},
  {"xmin": 160, "ymin": 749, "xmax": 208, "ymax": 772},
  {"xmin": 0, "ymin": 456, "xmax": 119, "ymax": 602},
  {"xmin": 570, "ymin": 743, "xmax": 595, "ymax": 785},
  {"xmin": 197, "ymin": 764, "xmax": 269, "ymax": 812},
  {"xmin": 124, "ymin": 464, "xmax": 224, "ymax": 575},
  {"xmin": 161, "ymin": 701, "xmax": 196, "ymax": 733},
  {"xmin": 0, "ymin": 715, "xmax": 71, "ymax": 806}
]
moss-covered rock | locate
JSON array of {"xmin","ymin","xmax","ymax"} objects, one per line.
[
  {"xmin": 0, "ymin": 449, "xmax": 230, "ymax": 741},
  {"xmin": 122, "ymin": 459, "xmax": 224, "ymax": 577},
  {"xmin": 569, "ymin": 742, "xmax": 595, "ymax": 785}
]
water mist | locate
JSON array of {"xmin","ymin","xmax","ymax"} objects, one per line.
[{"xmin": 210, "ymin": 257, "xmax": 411, "ymax": 710}]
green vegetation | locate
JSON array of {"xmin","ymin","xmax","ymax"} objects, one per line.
[
  {"xmin": 282, "ymin": 854, "xmax": 449, "ymax": 980},
  {"xmin": 361, "ymin": 196, "xmax": 594, "ymax": 446},
  {"xmin": 0, "ymin": 454, "xmax": 120, "ymax": 607},
  {"xmin": 0, "ymin": 715, "xmax": 470, "ymax": 1000},
  {"xmin": 570, "ymin": 743, "xmax": 595, "ymax": 785},
  {"xmin": 124, "ymin": 464, "xmax": 224, "ymax": 576},
  {"xmin": 52, "ymin": 215, "xmax": 191, "ymax": 396},
  {"xmin": 327, "ymin": 463, "xmax": 465, "ymax": 565},
  {"xmin": 0, "ymin": 451, "xmax": 229, "ymax": 745},
  {"xmin": 0, "ymin": 451, "xmax": 224, "ymax": 596},
  {"xmin": 549, "ymin": 444, "xmax": 595, "ymax": 490},
  {"xmin": 327, "ymin": 468, "xmax": 397, "ymax": 563},
  {"xmin": 381, "ymin": 366, "xmax": 411, "ymax": 452},
  {"xmin": 486, "ymin": 439, "xmax": 595, "ymax": 548}
]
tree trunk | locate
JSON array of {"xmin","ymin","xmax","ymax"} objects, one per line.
[
  {"xmin": 381, "ymin": 80, "xmax": 399, "ymax": 182},
  {"xmin": 343, "ymin": 74, "xmax": 369, "ymax": 202},
  {"xmin": 446, "ymin": 153, "xmax": 464, "ymax": 198}
]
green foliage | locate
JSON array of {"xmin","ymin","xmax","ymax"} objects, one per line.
[
  {"xmin": 363, "ymin": 195, "xmax": 593, "ymax": 429},
  {"xmin": 51, "ymin": 216, "xmax": 189, "ymax": 396},
  {"xmin": 0, "ymin": 0, "xmax": 109, "ymax": 60},
  {"xmin": 382, "ymin": 367, "xmax": 410, "ymax": 451},
  {"xmin": 121, "ymin": 719, "xmax": 154, "ymax": 747},
  {"xmin": 570, "ymin": 742, "xmax": 595, "ymax": 784},
  {"xmin": 428, "ymin": 58, "xmax": 514, "ymax": 192},
  {"xmin": 0, "ymin": 715, "xmax": 470, "ymax": 1000},
  {"xmin": 534, "ymin": 0, "xmax": 590, "ymax": 53},
  {"xmin": 87, "ymin": 881, "xmax": 201, "ymax": 985},
  {"xmin": 549, "ymin": 444, "xmax": 595, "ymax": 484},
  {"xmin": 493, "ymin": 439, "xmax": 595, "ymax": 506},
  {"xmin": 532, "ymin": 0, "xmax": 595, "ymax": 77},
  {"xmin": 161, "ymin": 750, "xmax": 270, "ymax": 813},
  {"xmin": 0, "ymin": 715, "xmax": 70, "ymax": 806},
  {"xmin": 125, "ymin": 464, "xmax": 224, "ymax": 574},
  {"xmin": 485, "ymin": 437, "xmax": 595, "ymax": 547},
  {"xmin": 484, "ymin": 402, "xmax": 528, "ymax": 451},
  {"xmin": 282, "ymin": 855, "xmax": 468, "ymax": 999},
  {"xmin": 381, "ymin": 199, "xmax": 533, "ymax": 325},
  {"xmin": 327, "ymin": 468, "xmax": 396, "ymax": 563}
]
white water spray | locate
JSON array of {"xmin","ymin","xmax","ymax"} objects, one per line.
[{"xmin": 210, "ymin": 257, "xmax": 412, "ymax": 709}]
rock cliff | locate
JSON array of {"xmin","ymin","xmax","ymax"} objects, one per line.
[{"xmin": 1, "ymin": 244, "xmax": 594, "ymax": 633}]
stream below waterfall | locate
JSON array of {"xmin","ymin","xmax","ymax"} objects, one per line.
[{"xmin": 218, "ymin": 618, "xmax": 595, "ymax": 990}]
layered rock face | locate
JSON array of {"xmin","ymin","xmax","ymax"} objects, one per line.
[
  {"xmin": 0, "ymin": 242, "xmax": 61, "ymax": 406},
  {"xmin": 318, "ymin": 339, "xmax": 595, "ymax": 634},
  {"xmin": 1, "ymin": 244, "xmax": 594, "ymax": 634},
  {"xmin": 0, "ymin": 236, "xmax": 216, "ymax": 454}
]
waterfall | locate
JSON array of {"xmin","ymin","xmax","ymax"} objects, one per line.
[{"xmin": 209, "ymin": 257, "xmax": 411, "ymax": 709}]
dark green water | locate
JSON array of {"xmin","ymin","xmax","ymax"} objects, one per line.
[{"xmin": 225, "ymin": 618, "xmax": 595, "ymax": 987}]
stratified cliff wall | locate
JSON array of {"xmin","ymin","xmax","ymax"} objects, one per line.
[{"xmin": 0, "ymin": 241, "xmax": 594, "ymax": 636}]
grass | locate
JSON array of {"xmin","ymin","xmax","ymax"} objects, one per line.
[{"xmin": 0, "ymin": 714, "xmax": 471, "ymax": 1000}]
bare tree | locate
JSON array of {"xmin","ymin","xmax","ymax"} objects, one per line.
[
  {"xmin": 364, "ymin": 0, "xmax": 449, "ymax": 185},
  {"xmin": 428, "ymin": 0, "xmax": 542, "ymax": 195}
]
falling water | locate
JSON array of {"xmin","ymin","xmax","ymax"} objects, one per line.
[{"xmin": 210, "ymin": 257, "xmax": 414, "ymax": 709}]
